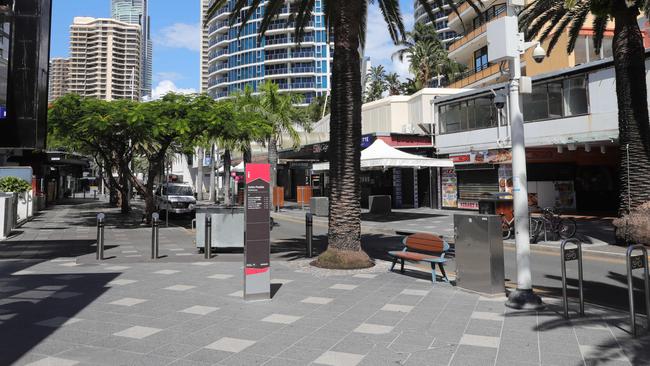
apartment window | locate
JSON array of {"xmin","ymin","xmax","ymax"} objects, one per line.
[
  {"xmin": 474, "ymin": 46, "xmax": 488, "ymax": 72},
  {"xmin": 522, "ymin": 75, "xmax": 588, "ymax": 121},
  {"xmin": 574, "ymin": 35, "xmax": 614, "ymax": 65}
]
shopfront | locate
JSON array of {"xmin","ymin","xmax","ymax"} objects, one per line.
[{"xmin": 440, "ymin": 147, "xmax": 618, "ymax": 213}]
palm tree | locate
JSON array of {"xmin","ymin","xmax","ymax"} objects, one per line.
[
  {"xmin": 385, "ymin": 72, "xmax": 402, "ymax": 96},
  {"xmin": 258, "ymin": 81, "xmax": 309, "ymax": 208},
  {"xmin": 207, "ymin": 0, "xmax": 473, "ymax": 268},
  {"xmin": 393, "ymin": 22, "xmax": 465, "ymax": 87},
  {"xmin": 519, "ymin": 0, "xmax": 650, "ymax": 214},
  {"xmin": 365, "ymin": 65, "xmax": 388, "ymax": 102}
]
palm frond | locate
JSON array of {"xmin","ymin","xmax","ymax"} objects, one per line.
[
  {"xmin": 294, "ymin": 0, "xmax": 315, "ymax": 43},
  {"xmin": 565, "ymin": 2, "xmax": 591, "ymax": 53},
  {"xmin": 258, "ymin": 0, "xmax": 287, "ymax": 37},
  {"xmin": 377, "ymin": 0, "xmax": 406, "ymax": 43},
  {"xmin": 591, "ymin": 14, "xmax": 608, "ymax": 54}
]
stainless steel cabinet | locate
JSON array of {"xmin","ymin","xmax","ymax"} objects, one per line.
[{"xmin": 454, "ymin": 214, "xmax": 505, "ymax": 295}]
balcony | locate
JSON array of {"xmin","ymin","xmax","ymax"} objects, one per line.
[
  {"xmin": 290, "ymin": 82, "xmax": 315, "ymax": 89},
  {"xmin": 447, "ymin": 63, "xmax": 502, "ymax": 88},
  {"xmin": 266, "ymin": 68, "xmax": 289, "ymax": 75}
]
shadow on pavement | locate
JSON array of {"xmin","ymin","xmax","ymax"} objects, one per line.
[
  {"xmin": 361, "ymin": 212, "xmax": 445, "ymax": 223},
  {"xmin": 0, "ymin": 240, "xmax": 108, "ymax": 260},
  {"xmin": 0, "ymin": 265, "xmax": 119, "ymax": 365}
]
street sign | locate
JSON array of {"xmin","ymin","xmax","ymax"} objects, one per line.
[
  {"xmin": 630, "ymin": 255, "xmax": 645, "ymax": 270},
  {"xmin": 564, "ymin": 248, "xmax": 579, "ymax": 261},
  {"xmin": 244, "ymin": 163, "xmax": 271, "ymax": 301}
]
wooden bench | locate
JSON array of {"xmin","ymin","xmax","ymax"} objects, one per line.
[{"xmin": 388, "ymin": 233, "xmax": 450, "ymax": 283}]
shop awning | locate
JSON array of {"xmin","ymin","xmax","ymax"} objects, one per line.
[{"xmin": 311, "ymin": 139, "xmax": 454, "ymax": 172}]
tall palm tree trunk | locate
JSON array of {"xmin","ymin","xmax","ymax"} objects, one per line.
[
  {"xmin": 268, "ymin": 136, "xmax": 279, "ymax": 210},
  {"xmin": 316, "ymin": 0, "xmax": 372, "ymax": 268},
  {"xmin": 613, "ymin": 6, "xmax": 650, "ymax": 214}
]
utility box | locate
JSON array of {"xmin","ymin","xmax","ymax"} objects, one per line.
[
  {"xmin": 454, "ymin": 214, "xmax": 505, "ymax": 295},
  {"xmin": 487, "ymin": 16, "xmax": 520, "ymax": 63},
  {"xmin": 196, "ymin": 205, "xmax": 245, "ymax": 249},
  {"xmin": 310, "ymin": 197, "xmax": 329, "ymax": 217}
]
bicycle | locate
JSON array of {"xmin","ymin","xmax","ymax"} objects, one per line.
[
  {"xmin": 530, "ymin": 207, "xmax": 577, "ymax": 243},
  {"xmin": 501, "ymin": 215, "xmax": 545, "ymax": 241}
]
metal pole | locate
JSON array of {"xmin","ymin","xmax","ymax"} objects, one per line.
[
  {"xmin": 305, "ymin": 212, "xmax": 313, "ymax": 258},
  {"xmin": 166, "ymin": 208, "xmax": 169, "ymax": 228},
  {"xmin": 504, "ymin": 3, "xmax": 542, "ymax": 310},
  {"xmin": 626, "ymin": 245, "xmax": 650, "ymax": 336},
  {"xmin": 561, "ymin": 238, "xmax": 583, "ymax": 319},
  {"xmin": 151, "ymin": 213, "xmax": 159, "ymax": 259},
  {"xmin": 96, "ymin": 213, "xmax": 105, "ymax": 260},
  {"xmin": 204, "ymin": 214, "xmax": 212, "ymax": 259}
]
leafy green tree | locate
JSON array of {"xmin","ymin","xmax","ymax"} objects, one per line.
[
  {"xmin": 520, "ymin": 0, "xmax": 650, "ymax": 215},
  {"xmin": 48, "ymin": 94, "xmax": 137, "ymax": 213},
  {"xmin": 393, "ymin": 22, "xmax": 464, "ymax": 87},
  {"xmin": 364, "ymin": 65, "xmax": 388, "ymax": 102},
  {"xmin": 385, "ymin": 72, "xmax": 402, "ymax": 96},
  {"xmin": 207, "ymin": 0, "xmax": 467, "ymax": 268},
  {"xmin": 258, "ymin": 81, "xmax": 310, "ymax": 207},
  {"xmin": 306, "ymin": 94, "xmax": 331, "ymax": 123}
]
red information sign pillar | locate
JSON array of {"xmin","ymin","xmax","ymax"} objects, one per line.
[{"xmin": 244, "ymin": 164, "xmax": 271, "ymax": 301}]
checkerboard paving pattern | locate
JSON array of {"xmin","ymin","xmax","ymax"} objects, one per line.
[{"xmin": 0, "ymin": 201, "xmax": 645, "ymax": 366}]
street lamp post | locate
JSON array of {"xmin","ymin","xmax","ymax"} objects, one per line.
[{"xmin": 487, "ymin": 0, "xmax": 544, "ymax": 310}]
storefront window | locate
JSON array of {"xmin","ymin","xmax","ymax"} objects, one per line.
[
  {"xmin": 548, "ymin": 81, "xmax": 563, "ymax": 119},
  {"xmin": 475, "ymin": 96, "xmax": 496, "ymax": 129},
  {"xmin": 523, "ymin": 84, "xmax": 549, "ymax": 121},
  {"xmin": 564, "ymin": 77, "xmax": 588, "ymax": 115}
]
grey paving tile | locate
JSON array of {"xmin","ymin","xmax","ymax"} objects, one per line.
[{"xmin": 277, "ymin": 345, "xmax": 326, "ymax": 362}]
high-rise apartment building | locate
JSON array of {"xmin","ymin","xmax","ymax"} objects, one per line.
[
  {"xmin": 68, "ymin": 17, "xmax": 141, "ymax": 101},
  {"xmin": 203, "ymin": 0, "xmax": 332, "ymax": 104},
  {"xmin": 111, "ymin": 0, "xmax": 152, "ymax": 99},
  {"xmin": 200, "ymin": 0, "xmax": 210, "ymax": 93},
  {"xmin": 414, "ymin": 1, "xmax": 459, "ymax": 48},
  {"xmin": 48, "ymin": 58, "xmax": 70, "ymax": 102}
]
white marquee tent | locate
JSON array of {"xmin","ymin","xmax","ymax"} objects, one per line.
[{"xmin": 311, "ymin": 139, "xmax": 454, "ymax": 172}]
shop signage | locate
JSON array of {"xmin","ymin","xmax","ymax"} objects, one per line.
[
  {"xmin": 441, "ymin": 168, "xmax": 457, "ymax": 208},
  {"xmin": 393, "ymin": 168, "xmax": 402, "ymax": 208},
  {"xmin": 361, "ymin": 135, "xmax": 375, "ymax": 148},
  {"xmin": 244, "ymin": 164, "xmax": 271, "ymax": 301},
  {"xmin": 458, "ymin": 200, "xmax": 479, "ymax": 210}
]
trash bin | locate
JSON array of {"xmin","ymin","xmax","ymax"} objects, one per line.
[
  {"xmin": 454, "ymin": 214, "xmax": 505, "ymax": 295},
  {"xmin": 196, "ymin": 205, "xmax": 245, "ymax": 249},
  {"xmin": 478, "ymin": 193, "xmax": 513, "ymax": 221}
]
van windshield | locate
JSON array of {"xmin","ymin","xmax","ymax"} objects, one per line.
[{"xmin": 166, "ymin": 185, "xmax": 193, "ymax": 196}]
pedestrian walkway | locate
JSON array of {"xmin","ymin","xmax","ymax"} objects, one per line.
[
  {"xmin": 1, "ymin": 257, "xmax": 648, "ymax": 366},
  {"xmin": 273, "ymin": 204, "xmax": 634, "ymax": 259},
  {"xmin": 1, "ymin": 201, "xmax": 648, "ymax": 365}
]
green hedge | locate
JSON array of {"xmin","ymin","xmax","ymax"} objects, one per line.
[{"xmin": 0, "ymin": 176, "xmax": 32, "ymax": 193}]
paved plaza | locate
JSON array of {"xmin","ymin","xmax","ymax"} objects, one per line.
[{"xmin": 0, "ymin": 201, "xmax": 648, "ymax": 366}]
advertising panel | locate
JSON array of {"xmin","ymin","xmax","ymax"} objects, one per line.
[
  {"xmin": 244, "ymin": 164, "xmax": 270, "ymax": 301},
  {"xmin": 441, "ymin": 168, "xmax": 457, "ymax": 208}
]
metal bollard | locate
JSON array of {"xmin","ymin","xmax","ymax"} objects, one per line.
[
  {"xmin": 305, "ymin": 212, "xmax": 313, "ymax": 258},
  {"xmin": 166, "ymin": 209, "xmax": 169, "ymax": 228},
  {"xmin": 151, "ymin": 213, "xmax": 160, "ymax": 259},
  {"xmin": 96, "ymin": 213, "xmax": 105, "ymax": 260},
  {"xmin": 561, "ymin": 238, "xmax": 584, "ymax": 319},
  {"xmin": 204, "ymin": 215, "xmax": 212, "ymax": 259},
  {"xmin": 626, "ymin": 244, "xmax": 650, "ymax": 337}
]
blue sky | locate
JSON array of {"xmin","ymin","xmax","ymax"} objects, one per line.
[{"xmin": 50, "ymin": 0, "xmax": 414, "ymax": 97}]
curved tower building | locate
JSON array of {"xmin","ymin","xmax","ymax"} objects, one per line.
[{"xmin": 202, "ymin": 0, "xmax": 332, "ymax": 105}]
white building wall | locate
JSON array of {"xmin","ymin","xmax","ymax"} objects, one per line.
[{"xmin": 434, "ymin": 62, "xmax": 647, "ymax": 155}]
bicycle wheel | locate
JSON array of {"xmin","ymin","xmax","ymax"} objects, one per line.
[
  {"xmin": 559, "ymin": 218, "xmax": 577, "ymax": 239},
  {"xmin": 502, "ymin": 219, "xmax": 512, "ymax": 240},
  {"xmin": 529, "ymin": 217, "xmax": 544, "ymax": 243}
]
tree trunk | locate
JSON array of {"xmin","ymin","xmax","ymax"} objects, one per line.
[
  {"xmin": 613, "ymin": 6, "xmax": 650, "ymax": 214},
  {"xmin": 196, "ymin": 147, "xmax": 204, "ymax": 201},
  {"xmin": 209, "ymin": 143, "xmax": 217, "ymax": 202},
  {"xmin": 316, "ymin": 0, "xmax": 372, "ymax": 268},
  {"xmin": 268, "ymin": 136, "xmax": 278, "ymax": 210},
  {"xmin": 223, "ymin": 149, "xmax": 232, "ymax": 206}
]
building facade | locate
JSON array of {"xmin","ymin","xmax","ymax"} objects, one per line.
[
  {"xmin": 48, "ymin": 58, "xmax": 70, "ymax": 102},
  {"xmin": 413, "ymin": 0, "xmax": 459, "ymax": 48},
  {"xmin": 432, "ymin": 58, "xmax": 644, "ymax": 213},
  {"xmin": 68, "ymin": 17, "xmax": 141, "ymax": 101},
  {"xmin": 444, "ymin": 0, "xmax": 617, "ymax": 89},
  {"xmin": 111, "ymin": 0, "xmax": 152, "ymax": 99},
  {"xmin": 203, "ymin": 0, "xmax": 332, "ymax": 104},
  {"xmin": 200, "ymin": 0, "xmax": 210, "ymax": 92}
]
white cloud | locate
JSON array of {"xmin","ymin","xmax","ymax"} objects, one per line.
[
  {"xmin": 150, "ymin": 80, "xmax": 197, "ymax": 100},
  {"xmin": 364, "ymin": 4, "xmax": 414, "ymax": 81},
  {"xmin": 153, "ymin": 23, "xmax": 201, "ymax": 52},
  {"xmin": 154, "ymin": 71, "xmax": 184, "ymax": 83}
]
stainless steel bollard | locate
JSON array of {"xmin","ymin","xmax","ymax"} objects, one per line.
[
  {"xmin": 305, "ymin": 212, "xmax": 313, "ymax": 258},
  {"xmin": 561, "ymin": 238, "xmax": 584, "ymax": 319},
  {"xmin": 204, "ymin": 215, "xmax": 212, "ymax": 259},
  {"xmin": 151, "ymin": 213, "xmax": 160, "ymax": 259},
  {"xmin": 96, "ymin": 213, "xmax": 105, "ymax": 260},
  {"xmin": 166, "ymin": 209, "xmax": 169, "ymax": 228},
  {"xmin": 626, "ymin": 244, "xmax": 650, "ymax": 337}
]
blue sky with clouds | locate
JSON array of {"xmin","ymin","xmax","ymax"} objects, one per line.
[{"xmin": 50, "ymin": 0, "xmax": 414, "ymax": 97}]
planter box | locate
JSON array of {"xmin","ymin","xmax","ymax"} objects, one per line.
[
  {"xmin": 369, "ymin": 195, "xmax": 392, "ymax": 215},
  {"xmin": 0, "ymin": 194, "xmax": 13, "ymax": 239},
  {"xmin": 196, "ymin": 205, "xmax": 245, "ymax": 249}
]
